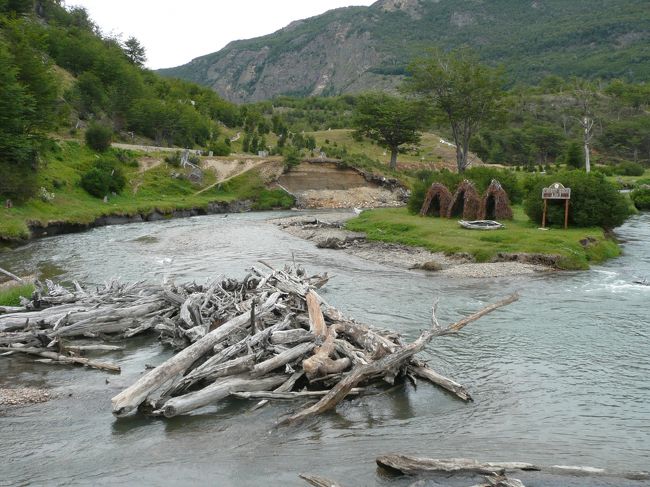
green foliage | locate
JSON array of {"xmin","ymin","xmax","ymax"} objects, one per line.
[
  {"xmin": 84, "ymin": 123, "xmax": 112, "ymax": 152},
  {"xmin": 630, "ymin": 187, "xmax": 650, "ymax": 210},
  {"xmin": 208, "ymin": 140, "xmax": 231, "ymax": 156},
  {"xmin": 283, "ymin": 146, "xmax": 302, "ymax": 170},
  {"xmin": 0, "ymin": 284, "xmax": 35, "ymax": 306},
  {"xmin": 523, "ymin": 171, "xmax": 630, "ymax": 228},
  {"xmin": 405, "ymin": 48, "xmax": 505, "ymax": 172},
  {"xmin": 614, "ymin": 161, "xmax": 645, "ymax": 176},
  {"xmin": 123, "ymin": 36, "xmax": 146, "ymax": 67},
  {"xmin": 408, "ymin": 167, "xmax": 522, "ymax": 214},
  {"xmin": 353, "ymin": 92, "xmax": 425, "ymax": 169},
  {"xmin": 564, "ymin": 142, "xmax": 584, "ymax": 169},
  {"xmin": 80, "ymin": 159, "xmax": 126, "ymax": 198}
]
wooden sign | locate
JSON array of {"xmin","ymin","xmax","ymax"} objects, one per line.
[
  {"xmin": 542, "ymin": 182, "xmax": 571, "ymax": 200},
  {"xmin": 541, "ymin": 182, "xmax": 571, "ymax": 229}
]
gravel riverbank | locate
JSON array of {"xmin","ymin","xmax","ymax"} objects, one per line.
[{"xmin": 272, "ymin": 212, "xmax": 553, "ymax": 278}]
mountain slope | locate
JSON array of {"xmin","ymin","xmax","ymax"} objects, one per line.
[{"xmin": 159, "ymin": 0, "xmax": 650, "ymax": 103}]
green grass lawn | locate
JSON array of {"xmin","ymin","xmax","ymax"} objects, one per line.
[
  {"xmin": 345, "ymin": 207, "xmax": 620, "ymax": 270},
  {"xmin": 0, "ymin": 141, "xmax": 292, "ymax": 241}
]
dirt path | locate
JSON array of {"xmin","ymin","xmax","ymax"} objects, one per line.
[{"xmin": 195, "ymin": 158, "xmax": 281, "ymax": 195}]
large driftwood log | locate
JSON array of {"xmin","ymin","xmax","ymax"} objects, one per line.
[
  {"xmin": 111, "ymin": 292, "xmax": 281, "ymax": 416},
  {"xmin": 376, "ymin": 455, "xmax": 539, "ymax": 475},
  {"xmin": 409, "ymin": 362, "xmax": 472, "ymax": 402},
  {"xmin": 302, "ymin": 291, "xmax": 351, "ymax": 380},
  {"xmin": 160, "ymin": 375, "xmax": 287, "ymax": 417}
]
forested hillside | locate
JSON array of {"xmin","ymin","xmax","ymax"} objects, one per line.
[
  {"xmin": 0, "ymin": 0, "xmax": 239, "ymax": 202},
  {"xmin": 159, "ymin": 0, "xmax": 650, "ymax": 103}
]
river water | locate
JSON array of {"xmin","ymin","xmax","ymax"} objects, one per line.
[{"xmin": 1, "ymin": 212, "xmax": 649, "ymax": 486}]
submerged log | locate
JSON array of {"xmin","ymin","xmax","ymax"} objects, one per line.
[
  {"xmin": 376, "ymin": 455, "xmax": 539, "ymax": 475},
  {"xmin": 0, "ymin": 347, "xmax": 120, "ymax": 372},
  {"xmin": 299, "ymin": 473, "xmax": 345, "ymax": 487}
]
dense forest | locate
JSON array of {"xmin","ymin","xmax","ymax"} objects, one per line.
[{"xmin": 0, "ymin": 0, "xmax": 239, "ymax": 201}]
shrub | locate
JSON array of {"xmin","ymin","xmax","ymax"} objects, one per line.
[
  {"xmin": 523, "ymin": 170, "xmax": 630, "ymax": 228},
  {"xmin": 84, "ymin": 123, "xmax": 112, "ymax": 152},
  {"xmin": 408, "ymin": 170, "xmax": 463, "ymax": 214},
  {"xmin": 634, "ymin": 178, "xmax": 650, "ymax": 187},
  {"xmin": 594, "ymin": 165, "xmax": 615, "ymax": 176},
  {"xmin": 614, "ymin": 161, "xmax": 645, "ymax": 176},
  {"xmin": 563, "ymin": 141, "xmax": 583, "ymax": 169},
  {"xmin": 80, "ymin": 159, "xmax": 126, "ymax": 198},
  {"xmin": 164, "ymin": 151, "xmax": 182, "ymax": 167},
  {"xmin": 208, "ymin": 140, "xmax": 231, "ymax": 156},
  {"xmin": 630, "ymin": 186, "xmax": 650, "ymax": 210},
  {"xmin": 283, "ymin": 146, "xmax": 302, "ymax": 171},
  {"xmin": 464, "ymin": 167, "xmax": 523, "ymax": 204}
]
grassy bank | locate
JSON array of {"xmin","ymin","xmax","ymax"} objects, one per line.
[
  {"xmin": 0, "ymin": 142, "xmax": 293, "ymax": 241},
  {"xmin": 346, "ymin": 207, "xmax": 620, "ymax": 270},
  {"xmin": 0, "ymin": 283, "xmax": 35, "ymax": 306}
]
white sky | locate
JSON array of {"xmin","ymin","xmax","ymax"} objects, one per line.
[{"xmin": 67, "ymin": 1, "xmax": 376, "ymax": 70}]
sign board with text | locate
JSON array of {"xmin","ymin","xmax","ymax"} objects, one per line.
[{"xmin": 542, "ymin": 183, "xmax": 571, "ymax": 200}]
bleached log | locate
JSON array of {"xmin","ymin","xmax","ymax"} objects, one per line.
[
  {"xmin": 299, "ymin": 473, "xmax": 345, "ymax": 487},
  {"xmin": 270, "ymin": 328, "xmax": 311, "ymax": 345},
  {"xmin": 111, "ymin": 292, "xmax": 281, "ymax": 417},
  {"xmin": 0, "ymin": 347, "xmax": 120, "ymax": 372},
  {"xmin": 375, "ymin": 455, "xmax": 539, "ymax": 475},
  {"xmin": 160, "ymin": 374, "xmax": 286, "ymax": 417},
  {"xmin": 252, "ymin": 342, "xmax": 315, "ymax": 377},
  {"xmin": 63, "ymin": 344, "xmax": 125, "ymax": 353},
  {"xmin": 409, "ymin": 362, "xmax": 472, "ymax": 402},
  {"xmin": 233, "ymin": 388, "xmax": 362, "ymax": 400},
  {"xmin": 0, "ymin": 266, "xmax": 25, "ymax": 284}
]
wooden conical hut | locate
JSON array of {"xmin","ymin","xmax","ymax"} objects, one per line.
[
  {"xmin": 447, "ymin": 180, "xmax": 481, "ymax": 220},
  {"xmin": 480, "ymin": 179, "xmax": 513, "ymax": 220},
  {"xmin": 420, "ymin": 183, "xmax": 452, "ymax": 217}
]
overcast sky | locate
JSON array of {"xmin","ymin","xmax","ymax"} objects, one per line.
[{"xmin": 68, "ymin": 1, "xmax": 376, "ymax": 70}]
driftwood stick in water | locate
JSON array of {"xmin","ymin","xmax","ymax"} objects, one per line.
[
  {"xmin": 299, "ymin": 473, "xmax": 345, "ymax": 487},
  {"xmin": 375, "ymin": 455, "xmax": 539, "ymax": 475},
  {"xmin": 0, "ymin": 347, "xmax": 120, "ymax": 372},
  {"xmin": 409, "ymin": 362, "xmax": 472, "ymax": 402},
  {"xmin": 0, "ymin": 266, "xmax": 25, "ymax": 284}
]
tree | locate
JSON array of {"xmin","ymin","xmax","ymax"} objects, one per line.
[
  {"xmin": 353, "ymin": 92, "xmax": 425, "ymax": 170},
  {"xmin": 123, "ymin": 36, "xmax": 146, "ymax": 67},
  {"xmin": 572, "ymin": 79, "xmax": 596, "ymax": 173},
  {"xmin": 564, "ymin": 141, "xmax": 583, "ymax": 169},
  {"xmin": 405, "ymin": 48, "xmax": 505, "ymax": 173}
]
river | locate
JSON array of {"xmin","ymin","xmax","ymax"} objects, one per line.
[{"xmin": 1, "ymin": 212, "xmax": 649, "ymax": 486}]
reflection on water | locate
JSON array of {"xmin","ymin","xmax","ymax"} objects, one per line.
[{"xmin": 1, "ymin": 212, "xmax": 649, "ymax": 486}]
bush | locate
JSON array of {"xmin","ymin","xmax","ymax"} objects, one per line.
[
  {"xmin": 283, "ymin": 146, "xmax": 302, "ymax": 171},
  {"xmin": 614, "ymin": 161, "xmax": 645, "ymax": 176},
  {"xmin": 594, "ymin": 165, "xmax": 615, "ymax": 176},
  {"xmin": 85, "ymin": 123, "xmax": 112, "ymax": 152},
  {"xmin": 563, "ymin": 141, "xmax": 583, "ymax": 169},
  {"xmin": 523, "ymin": 170, "xmax": 630, "ymax": 228},
  {"xmin": 630, "ymin": 186, "xmax": 650, "ymax": 210},
  {"xmin": 464, "ymin": 167, "xmax": 523, "ymax": 204},
  {"xmin": 164, "ymin": 151, "xmax": 182, "ymax": 167},
  {"xmin": 408, "ymin": 170, "xmax": 463, "ymax": 214},
  {"xmin": 208, "ymin": 140, "xmax": 231, "ymax": 156},
  {"xmin": 80, "ymin": 159, "xmax": 126, "ymax": 198}
]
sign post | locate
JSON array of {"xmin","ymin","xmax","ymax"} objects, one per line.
[{"xmin": 541, "ymin": 183, "xmax": 571, "ymax": 229}]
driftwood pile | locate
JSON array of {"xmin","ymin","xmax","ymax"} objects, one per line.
[{"xmin": 1, "ymin": 263, "xmax": 516, "ymax": 422}]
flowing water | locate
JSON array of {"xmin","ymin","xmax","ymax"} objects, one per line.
[{"xmin": 1, "ymin": 212, "xmax": 649, "ymax": 486}]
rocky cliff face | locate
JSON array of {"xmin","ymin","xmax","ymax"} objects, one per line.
[{"xmin": 159, "ymin": 0, "xmax": 650, "ymax": 103}]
